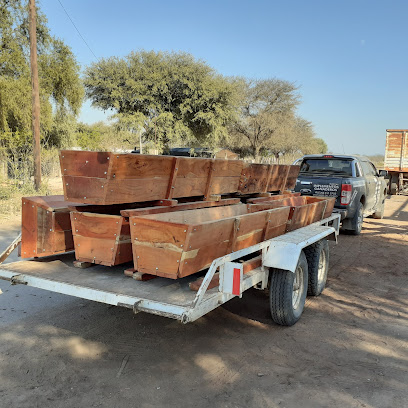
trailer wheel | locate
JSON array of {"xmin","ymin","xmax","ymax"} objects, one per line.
[
  {"xmin": 390, "ymin": 182, "xmax": 397, "ymax": 195},
  {"xmin": 304, "ymin": 239, "xmax": 329, "ymax": 296},
  {"xmin": 269, "ymin": 251, "xmax": 308, "ymax": 326}
]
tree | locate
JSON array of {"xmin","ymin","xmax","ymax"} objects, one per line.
[
  {"xmin": 84, "ymin": 50, "xmax": 239, "ymax": 151},
  {"xmin": 0, "ymin": 0, "xmax": 84, "ymax": 154},
  {"xmin": 229, "ymin": 78, "xmax": 300, "ymax": 160}
]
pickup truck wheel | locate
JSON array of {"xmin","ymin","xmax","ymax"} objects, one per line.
[
  {"xmin": 304, "ymin": 239, "xmax": 329, "ymax": 296},
  {"xmin": 349, "ymin": 202, "xmax": 363, "ymax": 235},
  {"xmin": 372, "ymin": 200, "xmax": 385, "ymax": 219},
  {"xmin": 269, "ymin": 251, "xmax": 308, "ymax": 326}
]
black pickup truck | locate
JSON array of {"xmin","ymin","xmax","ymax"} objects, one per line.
[{"xmin": 293, "ymin": 154, "xmax": 388, "ymax": 235}]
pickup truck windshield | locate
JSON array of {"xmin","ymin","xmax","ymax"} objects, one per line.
[{"xmin": 299, "ymin": 158, "xmax": 353, "ymax": 176}]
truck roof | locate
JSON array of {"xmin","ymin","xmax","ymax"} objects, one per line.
[{"xmin": 300, "ymin": 154, "xmax": 370, "ymax": 161}]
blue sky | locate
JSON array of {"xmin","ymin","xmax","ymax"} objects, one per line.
[{"xmin": 41, "ymin": 0, "xmax": 408, "ymax": 155}]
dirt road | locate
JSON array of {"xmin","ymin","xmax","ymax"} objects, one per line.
[{"xmin": 0, "ymin": 196, "xmax": 407, "ymax": 408}]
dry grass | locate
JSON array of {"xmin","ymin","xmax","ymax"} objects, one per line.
[{"xmin": 0, "ymin": 177, "xmax": 63, "ymax": 221}]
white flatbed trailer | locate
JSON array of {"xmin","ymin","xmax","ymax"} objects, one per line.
[{"xmin": 0, "ymin": 214, "xmax": 340, "ymax": 326}]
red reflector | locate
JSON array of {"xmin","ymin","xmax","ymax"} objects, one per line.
[{"xmin": 232, "ymin": 268, "xmax": 241, "ymax": 296}]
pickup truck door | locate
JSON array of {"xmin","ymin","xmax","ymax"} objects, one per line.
[{"xmin": 360, "ymin": 161, "xmax": 378, "ymax": 212}]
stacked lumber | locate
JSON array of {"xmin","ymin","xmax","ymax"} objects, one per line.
[
  {"xmin": 60, "ymin": 150, "xmax": 300, "ymax": 205},
  {"xmin": 248, "ymin": 196, "xmax": 336, "ymax": 232},
  {"xmin": 71, "ymin": 198, "xmax": 241, "ymax": 267},
  {"xmin": 21, "ymin": 195, "xmax": 86, "ymax": 258},
  {"xmin": 129, "ymin": 203, "xmax": 291, "ymax": 279}
]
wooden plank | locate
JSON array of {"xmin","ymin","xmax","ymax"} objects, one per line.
[
  {"xmin": 166, "ymin": 157, "xmax": 181, "ymax": 199},
  {"xmin": 189, "ymin": 272, "xmax": 220, "ymax": 291},
  {"xmin": 268, "ymin": 165, "xmax": 289, "ymax": 191},
  {"xmin": 176, "ymin": 157, "xmax": 211, "ymax": 178},
  {"xmin": 136, "ymin": 204, "xmax": 248, "ymax": 225},
  {"xmin": 73, "ymin": 236, "xmax": 132, "ymax": 266},
  {"xmin": 284, "ymin": 165, "xmax": 301, "ymax": 190},
  {"xmin": 53, "ymin": 211, "xmax": 72, "ymax": 231},
  {"xmin": 69, "ymin": 199, "xmax": 178, "ymax": 216},
  {"xmin": 247, "ymin": 192, "xmax": 301, "ymax": 203},
  {"xmin": 71, "ymin": 212, "xmax": 124, "ymax": 240},
  {"xmin": 113, "ymin": 241, "xmax": 133, "ymax": 265},
  {"xmin": 52, "ymin": 230, "xmax": 74, "ymax": 253},
  {"xmin": 60, "ymin": 150, "xmax": 111, "ymax": 178},
  {"xmin": 124, "ymin": 268, "xmax": 135, "ymax": 277},
  {"xmin": 238, "ymin": 163, "xmax": 270, "ymax": 194},
  {"xmin": 227, "ymin": 218, "xmax": 241, "ymax": 253},
  {"xmin": 178, "ymin": 240, "xmax": 230, "ymax": 278},
  {"xmin": 203, "ymin": 160, "xmax": 215, "ymax": 199},
  {"xmin": 133, "ymin": 271, "xmax": 157, "ymax": 281},
  {"xmin": 132, "ymin": 244, "xmax": 182, "ymax": 278},
  {"xmin": 121, "ymin": 198, "xmax": 240, "ymax": 217},
  {"xmin": 108, "ymin": 154, "xmax": 174, "ymax": 179},
  {"xmin": 21, "ymin": 197, "xmax": 38, "ymax": 258},
  {"xmin": 242, "ymin": 255, "xmax": 262, "ymax": 274},
  {"xmin": 36, "ymin": 207, "xmax": 54, "ymax": 256}
]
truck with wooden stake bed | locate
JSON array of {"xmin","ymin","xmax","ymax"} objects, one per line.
[
  {"xmin": 384, "ymin": 129, "xmax": 408, "ymax": 195},
  {"xmin": 0, "ymin": 151, "xmax": 341, "ymax": 327}
]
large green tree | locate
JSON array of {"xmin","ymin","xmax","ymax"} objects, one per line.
[
  {"xmin": 229, "ymin": 78, "xmax": 300, "ymax": 160},
  {"xmin": 0, "ymin": 0, "xmax": 84, "ymax": 153},
  {"xmin": 84, "ymin": 50, "xmax": 239, "ymax": 151}
]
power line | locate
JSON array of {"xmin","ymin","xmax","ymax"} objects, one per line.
[{"xmin": 57, "ymin": 0, "xmax": 98, "ymax": 61}]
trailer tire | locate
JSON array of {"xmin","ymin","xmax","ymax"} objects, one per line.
[
  {"xmin": 269, "ymin": 251, "xmax": 308, "ymax": 326},
  {"xmin": 304, "ymin": 239, "xmax": 329, "ymax": 296},
  {"xmin": 390, "ymin": 182, "xmax": 397, "ymax": 195}
]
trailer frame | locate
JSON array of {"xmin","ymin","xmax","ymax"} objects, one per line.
[{"xmin": 0, "ymin": 214, "xmax": 340, "ymax": 324}]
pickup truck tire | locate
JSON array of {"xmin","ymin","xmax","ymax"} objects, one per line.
[
  {"xmin": 304, "ymin": 239, "xmax": 329, "ymax": 296},
  {"xmin": 372, "ymin": 199, "xmax": 385, "ymax": 219},
  {"xmin": 269, "ymin": 251, "xmax": 308, "ymax": 326},
  {"xmin": 349, "ymin": 202, "xmax": 363, "ymax": 235}
]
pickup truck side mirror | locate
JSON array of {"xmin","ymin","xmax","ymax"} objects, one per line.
[{"xmin": 378, "ymin": 170, "xmax": 388, "ymax": 177}]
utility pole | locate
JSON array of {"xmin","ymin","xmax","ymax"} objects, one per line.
[{"xmin": 29, "ymin": 0, "xmax": 41, "ymax": 190}]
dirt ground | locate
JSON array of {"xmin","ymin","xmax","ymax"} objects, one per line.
[{"xmin": 0, "ymin": 196, "xmax": 407, "ymax": 408}]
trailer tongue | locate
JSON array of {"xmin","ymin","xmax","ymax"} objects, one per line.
[{"xmin": 0, "ymin": 214, "xmax": 340, "ymax": 326}]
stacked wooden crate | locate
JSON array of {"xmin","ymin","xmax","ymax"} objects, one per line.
[
  {"xmin": 129, "ymin": 204, "xmax": 291, "ymax": 279},
  {"xmin": 248, "ymin": 196, "xmax": 336, "ymax": 232},
  {"xmin": 60, "ymin": 150, "xmax": 300, "ymax": 204},
  {"xmin": 21, "ymin": 195, "xmax": 85, "ymax": 258},
  {"xmin": 70, "ymin": 198, "xmax": 241, "ymax": 267}
]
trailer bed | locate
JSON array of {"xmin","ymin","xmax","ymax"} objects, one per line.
[{"xmin": 0, "ymin": 214, "xmax": 340, "ymax": 323}]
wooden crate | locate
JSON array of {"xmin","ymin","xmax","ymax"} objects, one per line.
[
  {"xmin": 129, "ymin": 204, "xmax": 290, "ymax": 279},
  {"xmin": 70, "ymin": 198, "xmax": 241, "ymax": 267},
  {"xmin": 60, "ymin": 151, "xmax": 244, "ymax": 205},
  {"xmin": 238, "ymin": 163, "xmax": 300, "ymax": 194},
  {"xmin": 21, "ymin": 195, "xmax": 85, "ymax": 258},
  {"xmin": 60, "ymin": 151, "xmax": 301, "ymax": 205},
  {"xmin": 70, "ymin": 212, "xmax": 132, "ymax": 266},
  {"xmin": 248, "ymin": 196, "xmax": 336, "ymax": 232}
]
